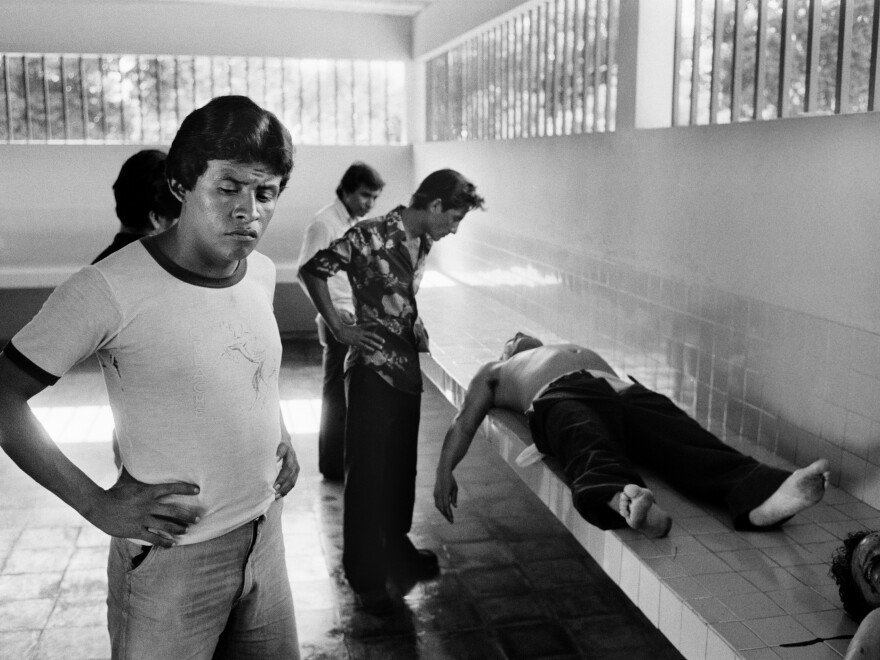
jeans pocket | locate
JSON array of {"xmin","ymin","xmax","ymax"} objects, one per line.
[{"xmin": 125, "ymin": 541, "xmax": 157, "ymax": 575}]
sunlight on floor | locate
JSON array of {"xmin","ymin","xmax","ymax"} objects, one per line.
[{"xmin": 31, "ymin": 398, "xmax": 323, "ymax": 443}]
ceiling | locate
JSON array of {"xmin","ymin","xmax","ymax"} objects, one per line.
[{"xmin": 152, "ymin": 0, "xmax": 438, "ymax": 16}]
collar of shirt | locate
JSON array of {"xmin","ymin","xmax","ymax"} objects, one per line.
[{"xmin": 332, "ymin": 197, "xmax": 358, "ymax": 226}]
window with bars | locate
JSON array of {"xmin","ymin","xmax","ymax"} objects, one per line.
[
  {"xmin": 0, "ymin": 54, "xmax": 406, "ymax": 145},
  {"xmin": 425, "ymin": 0, "xmax": 620, "ymax": 142},
  {"xmin": 674, "ymin": 0, "xmax": 879, "ymax": 125}
]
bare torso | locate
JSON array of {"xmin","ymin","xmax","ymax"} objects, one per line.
[{"xmin": 492, "ymin": 344, "xmax": 618, "ymax": 412}]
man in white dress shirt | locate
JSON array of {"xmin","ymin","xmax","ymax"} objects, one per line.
[{"xmin": 297, "ymin": 162, "xmax": 384, "ymax": 480}]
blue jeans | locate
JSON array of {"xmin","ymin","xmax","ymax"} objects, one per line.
[{"xmin": 107, "ymin": 498, "xmax": 299, "ymax": 659}]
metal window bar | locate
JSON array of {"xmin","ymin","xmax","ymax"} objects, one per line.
[
  {"xmin": 60, "ymin": 55, "xmax": 69, "ymax": 139},
  {"xmin": 562, "ymin": 0, "xmax": 574, "ymax": 135},
  {"xmin": 99, "ymin": 57, "xmax": 108, "ymax": 140},
  {"xmin": 1, "ymin": 55, "xmax": 7, "ymax": 141},
  {"xmin": 41, "ymin": 56, "xmax": 50, "ymax": 140},
  {"xmin": 585, "ymin": 0, "xmax": 596, "ymax": 132},
  {"xmin": 535, "ymin": 5, "xmax": 543, "ymax": 136},
  {"xmin": 119, "ymin": 58, "xmax": 127, "ymax": 141},
  {"xmin": 731, "ymin": 0, "xmax": 745, "ymax": 122},
  {"xmin": 479, "ymin": 35, "xmax": 486, "ymax": 139},
  {"xmin": 153, "ymin": 58, "xmax": 161, "ymax": 143},
  {"xmin": 462, "ymin": 42, "xmax": 469, "ymax": 139},
  {"xmin": 461, "ymin": 42, "xmax": 467, "ymax": 140},
  {"xmin": 501, "ymin": 22, "xmax": 508, "ymax": 139},
  {"xmin": 528, "ymin": 8, "xmax": 536, "ymax": 137},
  {"xmin": 80, "ymin": 56, "xmax": 90, "ymax": 141},
  {"xmin": 549, "ymin": 1, "xmax": 558, "ymax": 135},
  {"xmin": 475, "ymin": 37, "xmax": 482, "ymax": 139},
  {"xmin": 572, "ymin": 0, "xmax": 583, "ymax": 132},
  {"xmin": 483, "ymin": 31, "xmax": 490, "ymax": 139},
  {"xmin": 778, "ymin": 0, "xmax": 793, "ymax": 118},
  {"xmin": 606, "ymin": 0, "xmax": 618, "ymax": 131},
  {"xmin": 836, "ymin": 0, "xmax": 853, "ymax": 114},
  {"xmin": 754, "ymin": 0, "xmax": 768, "ymax": 119},
  {"xmin": 543, "ymin": 2, "xmax": 552, "ymax": 135},
  {"xmin": 520, "ymin": 14, "xmax": 527, "ymax": 137},
  {"xmin": 710, "ymin": 0, "xmax": 724, "ymax": 122},
  {"xmin": 672, "ymin": 0, "xmax": 683, "ymax": 125},
  {"xmin": 22, "ymin": 56, "xmax": 32, "ymax": 140},
  {"xmin": 690, "ymin": 0, "xmax": 703, "ymax": 125},
  {"xmin": 509, "ymin": 18, "xmax": 516, "ymax": 138},
  {"xmin": 552, "ymin": 0, "xmax": 562, "ymax": 135},
  {"xmin": 510, "ymin": 18, "xmax": 517, "ymax": 138},
  {"xmin": 593, "ymin": 0, "xmax": 605, "ymax": 131},
  {"xmin": 870, "ymin": 0, "xmax": 880, "ymax": 110},
  {"xmin": 487, "ymin": 27, "xmax": 494, "ymax": 139},
  {"xmin": 802, "ymin": 11, "xmax": 823, "ymax": 113}
]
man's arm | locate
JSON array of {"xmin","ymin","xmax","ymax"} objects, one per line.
[
  {"xmin": 299, "ymin": 268, "xmax": 383, "ymax": 351},
  {"xmin": 295, "ymin": 220, "xmax": 333, "ymax": 294},
  {"xmin": 0, "ymin": 356, "xmax": 200, "ymax": 547},
  {"xmin": 433, "ymin": 362, "xmax": 501, "ymax": 523},
  {"xmin": 846, "ymin": 609, "xmax": 880, "ymax": 659}
]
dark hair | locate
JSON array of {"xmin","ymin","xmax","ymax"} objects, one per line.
[
  {"xmin": 410, "ymin": 169, "xmax": 485, "ymax": 212},
  {"xmin": 113, "ymin": 149, "xmax": 181, "ymax": 232},
  {"xmin": 166, "ymin": 95, "xmax": 294, "ymax": 192},
  {"xmin": 336, "ymin": 161, "xmax": 385, "ymax": 198},
  {"xmin": 830, "ymin": 530, "xmax": 876, "ymax": 622}
]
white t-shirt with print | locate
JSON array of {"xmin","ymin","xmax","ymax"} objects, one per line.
[{"xmin": 10, "ymin": 239, "xmax": 283, "ymax": 545}]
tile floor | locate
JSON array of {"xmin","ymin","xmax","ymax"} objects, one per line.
[{"xmin": 0, "ymin": 341, "xmax": 683, "ymax": 660}]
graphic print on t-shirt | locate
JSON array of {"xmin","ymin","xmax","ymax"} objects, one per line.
[{"xmin": 220, "ymin": 320, "xmax": 276, "ymax": 406}]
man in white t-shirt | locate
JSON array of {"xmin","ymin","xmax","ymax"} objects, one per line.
[
  {"xmin": 296, "ymin": 162, "xmax": 384, "ymax": 480},
  {"xmin": 0, "ymin": 95, "xmax": 300, "ymax": 659}
]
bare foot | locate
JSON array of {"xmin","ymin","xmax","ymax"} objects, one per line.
[
  {"xmin": 748, "ymin": 458, "xmax": 830, "ymax": 527},
  {"xmin": 614, "ymin": 484, "xmax": 672, "ymax": 538}
]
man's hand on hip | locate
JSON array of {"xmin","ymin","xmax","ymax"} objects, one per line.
[{"xmin": 89, "ymin": 467, "xmax": 201, "ymax": 547}]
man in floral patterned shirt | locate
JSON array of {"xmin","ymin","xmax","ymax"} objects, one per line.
[{"xmin": 300, "ymin": 169, "xmax": 484, "ymax": 614}]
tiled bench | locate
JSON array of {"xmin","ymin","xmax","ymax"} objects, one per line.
[{"xmin": 417, "ymin": 276, "xmax": 875, "ymax": 660}]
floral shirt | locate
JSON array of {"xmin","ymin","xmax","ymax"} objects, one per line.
[{"xmin": 301, "ymin": 205, "xmax": 431, "ymax": 394}]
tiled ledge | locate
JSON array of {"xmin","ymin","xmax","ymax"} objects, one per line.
[{"xmin": 418, "ymin": 280, "xmax": 874, "ymax": 660}]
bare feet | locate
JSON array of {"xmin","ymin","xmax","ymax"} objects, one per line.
[
  {"xmin": 614, "ymin": 484, "xmax": 673, "ymax": 538},
  {"xmin": 748, "ymin": 458, "xmax": 830, "ymax": 527}
]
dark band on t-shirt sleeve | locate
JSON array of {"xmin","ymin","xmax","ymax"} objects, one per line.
[{"xmin": 1, "ymin": 341, "xmax": 61, "ymax": 386}]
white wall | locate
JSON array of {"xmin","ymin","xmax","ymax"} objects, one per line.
[
  {"xmin": 0, "ymin": 0, "xmax": 411, "ymax": 59},
  {"xmin": 415, "ymin": 112, "xmax": 880, "ymax": 333}
]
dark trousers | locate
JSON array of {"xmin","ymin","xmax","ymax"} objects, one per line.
[
  {"xmin": 316, "ymin": 317, "xmax": 346, "ymax": 480},
  {"xmin": 535, "ymin": 376, "xmax": 791, "ymax": 531},
  {"xmin": 342, "ymin": 366, "xmax": 421, "ymax": 592}
]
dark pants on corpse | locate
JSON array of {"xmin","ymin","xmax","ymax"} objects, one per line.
[
  {"xmin": 342, "ymin": 365, "xmax": 421, "ymax": 593},
  {"xmin": 316, "ymin": 316, "xmax": 346, "ymax": 480},
  {"xmin": 529, "ymin": 371, "xmax": 791, "ymax": 531}
]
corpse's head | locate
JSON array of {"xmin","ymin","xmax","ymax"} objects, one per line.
[
  {"xmin": 830, "ymin": 530, "xmax": 880, "ymax": 622},
  {"xmin": 500, "ymin": 332, "xmax": 544, "ymax": 360}
]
